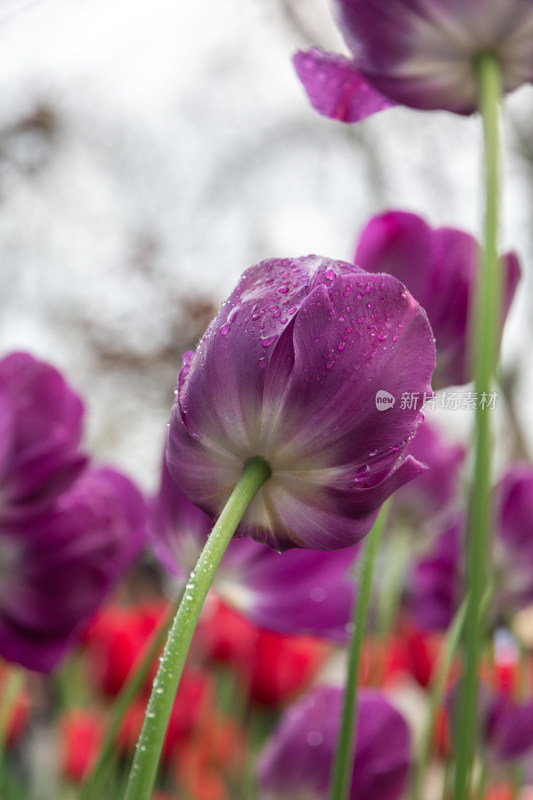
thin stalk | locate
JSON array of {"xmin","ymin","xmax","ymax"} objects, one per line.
[
  {"xmin": 329, "ymin": 503, "xmax": 389, "ymax": 800},
  {"xmin": 475, "ymin": 762, "xmax": 489, "ymax": 800},
  {"xmin": 410, "ymin": 598, "xmax": 468, "ymax": 800},
  {"xmin": 81, "ymin": 592, "xmax": 183, "ymax": 800},
  {"xmin": 124, "ymin": 456, "xmax": 271, "ymax": 800},
  {"xmin": 453, "ymin": 51, "xmax": 502, "ymax": 800},
  {"xmin": 411, "ymin": 585, "xmax": 493, "ymax": 800},
  {"xmin": 0, "ymin": 667, "xmax": 24, "ymax": 778}
]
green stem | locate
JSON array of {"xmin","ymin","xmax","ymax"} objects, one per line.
[
  {"xmin": 411, "ymin": 598, "xmax": 468, "ymax": 800},
  {"xmin": 123, "ymin": 456, "xmax": 271, "ymax": 800},
  {"xmin": 453, "ymin": 51, "xmax": 502, "ymax": 800},
  {"xmin": 329, "ymin": 503, "xmax": 389, "ymax": 800},
  {"xmin": 0, "ymin": 667, "xmax": 24, "ymax": 778},
  {"xmin": 81, "ymin": 593, "xmax": 182, "ymax": 800}
]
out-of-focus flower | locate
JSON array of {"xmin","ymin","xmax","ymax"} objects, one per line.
[
  {"xmin": 408, "ymin": 516, "xmax": 462, "ymax": 632},
  {"xmin": 393, "ymin": 419, "xmax": 466, "ymax": 523},
  {"xmin": 150, "ymin": 457, "xmax": 358, "ymax": 641},
  {"xmin": 258, "ymin": 685, "xmax": 411, "ymax": 800},
  {"xmin": 117, "ymin": 666, "xmax": 213, "ymax": 766},
  {"xmin": 0, "ymin": 352, "xmax": 87, "ymax": 520},
  {"xmin": 247, "ymin": 628, "xmax": 331, "ymax": 707},
  {"xmin": 175, "ymin": 710, "xmax": 245, "ymax": 800},
  {"xmin": 199, "ymin": 599, "xmax": 331, "ymax": 707},
  {"xmin": 59, "ymin": 709, "xmax": 104, "ymax": 783},
  {"xmin": 355, "ymin": 211, "xmax": 520, "ymax": 388},
  {"xmin": 0, "ymin": 467, "xmax": 146, "ymax": 672},
  {"xmin": 82, "ymin": 601, "xmax": 168, "ymax": 697},
  {"xmin": 483, "ymin": 787, "xmax": 514, "ymax": 800},
  {"xmin": 494, "ymin": 464, "xmax": 533, "ymax": 612},
  {"xmin": 449, "ymin": 682, "xmax": 533, "ymax": 764},
  {"xmin": 168, "ymin": 256, "xmax": 435, "ymax": 552},
  {"xmin": 293, "ymin": 0, "xmax": 533, "ymax": 121},
  {"xmin": 402, "ymin": 625, "xmax": 446, "ymax": 689},
  {"xmin": 359, "ymin": 634, "xmax": 410, "ymax": 688},
  {"xmin": 411, "ymin": 465, "xmax": 533, "ymax": 631},
  {"xmin": 0, "ymin": 665, "xmax": 30, "ymax": 746}
]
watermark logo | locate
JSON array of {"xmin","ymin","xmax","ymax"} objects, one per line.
[
  {"xmin": 375, "ymin": 390, "xmax": 499, "ymax": 412},
  {"xmin": 375, "ymin": 390, "xmax": 396, "ymax": 411}
]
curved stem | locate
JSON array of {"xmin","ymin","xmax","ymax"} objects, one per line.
[
  {"xmin": 124, "ymin": 456, "xmax": 271, "ymax": 800},
  {"xmin": 453, "ymin": 51, "xmax": 502, "ymax": 800},
  {"xmin": 80, "ymin": 593, "xmax": 182, "ymax": 800},
  {"xmin": 329, "ymin": 503, "xmax": 389, "ymax": 800}
]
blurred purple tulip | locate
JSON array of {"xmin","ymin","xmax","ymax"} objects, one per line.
[
  {"xmin": 494, "ymin": 463, "xmax": 533, "ymax": 612},
  {"xmin": 167, "ymin": 256, "xmax": 435, "ymax": 552},
  {"xmin": 484, "ymin": 691, "xmax": 533, "ymax": 763},
  {"xmin": 0, "ymin": 352, "xmax": 88, "ymax": 519},
  {"xmin": 410, "ymin": 463, "xmax": 533, "ymax": 630},
  {"xmin": 294, "ymin": 0, "xmax": 533, "ymax": 121},
  {"xmin": 258, "ymin": 685, "xmax": 411, "ymax": 800},
  {"xmin": 408, "ymin": 515, "xmax": 462, "ymax": 631},
  {"xmin": 355, "ymin": 211, "xmax": 520, "ymax": 388},
  {"xmin": 0, "ymin": 467, "xmax": 146, "ymax": 672}
]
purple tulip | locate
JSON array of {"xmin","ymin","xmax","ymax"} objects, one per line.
[
  {"xmin": 150, "ymin": 456, "xmax": 358, "ymax": 642},
  {"xmin": 408, "ymin": 515, "xmax": 462, "ymax": 631},
  {"xmin": 0, "ymin": 467, "xmax": 146, "ymax": 672},
  {"xmin": 410, "ymin": 465, "xmax": 533, "ymax": 629},
  {"xmin": 293, "ymin": 0, "xmax": 533, "ymax": 121},
  {"xmin": 484, "ymin": 691, "xmax": 533, "ymax": 763},
  {"xmin": 494, "ymin": 464, "xmax": 533, "ymax": 612},
  {"xmin": 167, "ymin": 256, "xmax": 435, "ymax": 552},
  {"xmin": 0, "ymin": 352, "xmax": 88, "ymax": 519},
  {"xmin": 258, "ymin": 685, "xmax": 411, "ymax": 800},
  {"xmin": 355, "ymin": 211, "xmax": 520, "ymax": 388},
  {"xmin": 394, "ymin": 419, "xmax": 466, "ymax": 523}
]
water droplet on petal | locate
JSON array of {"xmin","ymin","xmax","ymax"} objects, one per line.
[
  {"xmin": 325, "ymin": 268, "xmax": 336, "ymax": 281},
  {"xmin": 220, "ymin": 324, "xmax": 230, "ymax": 336},
  {"xmin": 262, "ymin": 335, "xmax": 277, "ymax": 347}
]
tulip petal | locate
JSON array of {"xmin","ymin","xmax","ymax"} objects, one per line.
[
  {"xmin": 293, "ymin": 48, "xmax": 396, "ymax": 122},
  {"xmin": 264, "ymin": 268, "xmax": 434, "ymax": 470}
]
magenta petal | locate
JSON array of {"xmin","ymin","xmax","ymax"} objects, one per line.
[
  {"xmin": 293, "ymin": 48, "xmax": 396, "ymax": 122},
  {"xmin": 258, "ymin": 685, "xmax": 411, "ymax": 800}
]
